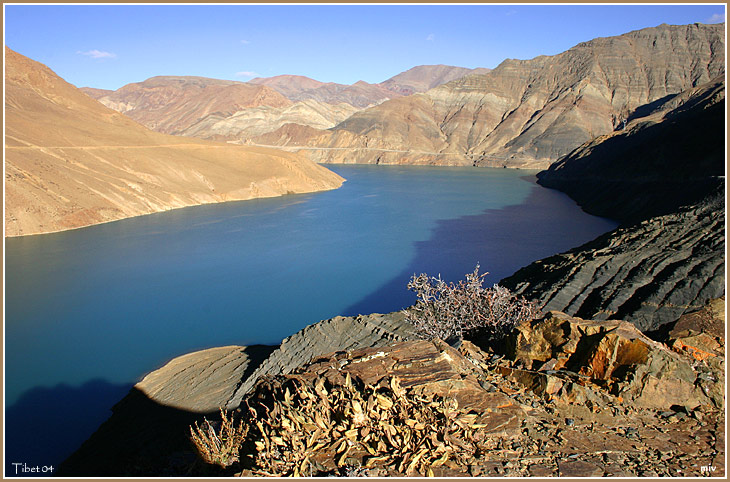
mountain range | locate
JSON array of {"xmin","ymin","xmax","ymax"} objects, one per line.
[
  {"xmin": 81, "ymin": 65, "xmax": 489, "ymax": 143},
  {"xmin": 256, "ymin": 23, "xmax": 724, "ymax": 169},
  {"xmin": 5, "ymin": 47, "xmax": 343, "ymax": 236}
]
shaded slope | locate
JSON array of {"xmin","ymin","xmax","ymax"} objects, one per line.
[
  {"xmin": 536, "ymin": 77, "xmax": 725, "ymax": 224},
  {"xmin": 501, "ymin": 187, "xmax": 725, "ymax": 333}
]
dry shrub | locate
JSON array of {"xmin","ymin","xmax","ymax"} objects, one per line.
[
  {"xmin": 190, "ymin": 409, "xmax": 247, "ymax": 468},
  {"xmin": 405, "ymin": 264, "xmax": 541, "ymax": 341},
  {"xmin": 240, "ymin": 374, "xmax": 496, "ymax": 476}
]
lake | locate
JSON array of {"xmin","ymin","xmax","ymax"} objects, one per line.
[{"xmin": 4, "ymin": 164, "xmax": 618, "ymax": 474}]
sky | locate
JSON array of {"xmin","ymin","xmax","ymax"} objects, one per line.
[{"xmin": 3, "ymin": 3, "xmax": 726, "ymax": 91}]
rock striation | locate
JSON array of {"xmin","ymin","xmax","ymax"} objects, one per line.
[
  {"xmin": 179, "ymin": 99, "xmax": 359, "ymax": 142},
  {"xmin": 379, "ymin": 64, "xmax": 491, "ymax": 96},
  {"xmin": 5, "ymin": 47, "xmax": 344, "ymax": 236},
  {"xmin": 272, "ymin": 23, "xmax": 724, "ymax": 168},
  {"xmin": 537, "ymin": 77, "xmax": 725, "ymax": 224},
  {"xmin": 500, "ymin": 188, "xmax": 725, "ymax": 333},
  {"xmin": 81, "ymin": 76, "xmax": 292, "ymax": 135}
]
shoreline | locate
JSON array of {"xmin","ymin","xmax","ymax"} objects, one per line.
[
  {"xmin": 3, "ymin": 163, "xmax": 543, "ymax": 238},
  {"xmin": 4, "ymin": 180, "xmax": 343, "ymax": 239}
]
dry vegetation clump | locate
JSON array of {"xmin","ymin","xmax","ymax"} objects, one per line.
[
  {"xmin": 189, "ymin": 409, "xmax": 248, "ymax": 468},
  {"xmin": 190, "ymin": 374, "xmax": 498, "ymax": 476},
  {"xmin": 405, "ymin": 264, "xmax": 541, "ymax": 341}
]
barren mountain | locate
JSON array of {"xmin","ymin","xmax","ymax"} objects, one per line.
[
  {"xmin": 379, "ymin": 64, "xmax": 491, "ymax": 95},
  {"xmin": 179, "ymin": 99, "xmax": 359, "ymax": 141},
  {"xmin": 251, "ymin": 75, "xmax": 401, "ymax": 108},
  {"xmin": 80, "ymin": 86, "xmax": 113, "ymax": 99},
  {"xmin": 86, "ymin": 76, "xmax": 292, "ymax": 135},
  {"xmin": 274, "ymin": 23, "xmax": 724, "ymax": 168},
  {"xmin": 247, "ymin": 74, "xmax": 327, "ymax": 98},
  {"xmin": 4, "ymin": 47, "xmax": 344, "ymax": 237}
]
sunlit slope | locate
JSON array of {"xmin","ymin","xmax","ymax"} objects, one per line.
[
  {"xmin": 274, "ymin": 23, "xmax": 724, "ymax": 168},
  {"xmin": 5, "ymin": 47, "xmax": 344, "ymax": 236}
]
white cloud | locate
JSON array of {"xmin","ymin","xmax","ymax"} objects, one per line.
[
  {"xmin": 235, "ymin": 71, "xmax": 259, "ymax": 78},
  {"xmin": 77, "ymin": 49, "xmax": 116, "ymax": 59},
  {"xmin": 240, "ymin": 39, "xmax": 251, "ymax": 45},
  {"xmin": 707, "ymin": 13, "xmax": 725, "ymax": 24},
  {"xmin": 505, "ymin": 9, "xmax": 517, "ymax": 17},
  {"xmin": 426, "ymin": 33, "xmax": 435, "ymax": 42}
]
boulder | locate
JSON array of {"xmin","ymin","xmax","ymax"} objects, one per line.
[{"xmin": 505, "ymin": 311, "xmax": 717, "ymax": 410}]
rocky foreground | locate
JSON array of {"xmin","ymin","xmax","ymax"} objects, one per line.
[{"xmin": 59, "ymin": 302, "xmax": 724, "ymax": 477}]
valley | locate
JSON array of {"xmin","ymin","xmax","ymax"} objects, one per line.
[{"xmin": 3, "ymin": 7, "xmax": 726, "ymax": 478}]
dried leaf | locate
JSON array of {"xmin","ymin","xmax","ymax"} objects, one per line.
[
  {"xmin": 431, "ymin": 452, "xmax": 449, "ymax": 467},
  {"xmin": 337, "ymin": 446, "xmax": 350, "ymax": 467},
  {"xmin": 390, "ymin": 377, "xmax": 406, "ymax": 398},
  {"xmin": 406, "ymin": 448, "xmax": 428, "ymax": 475},
  {"xmin": 376, "ymin": 394, "xmax": 394, "ymax": 410},
  {"xmin": 345, "ymin": 372, "xmax": 353, "ymax": 390},
  {"xmin": 365, "ymin": 455, "xmax": 391, "ymax": 468}
]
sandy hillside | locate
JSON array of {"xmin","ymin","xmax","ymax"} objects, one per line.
[{"xmin": 5, "ymin": 47, "xmax": 344, "ymax": 236}]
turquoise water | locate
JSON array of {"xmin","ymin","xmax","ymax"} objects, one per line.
[{"xmin": 4, "ymin": 165, "xmax": 617, "ymax": 472}]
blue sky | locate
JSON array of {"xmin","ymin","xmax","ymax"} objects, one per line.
[{"xmin": 4, "ymin": 4, "xmax": 726, "ymax": 90}]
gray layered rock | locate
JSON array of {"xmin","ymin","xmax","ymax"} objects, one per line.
[
  {"xmin": 501, "ymin": 189, "xmax": 725, "ymax": 333},
  {"xmin": 229, "ymin": 312, "xmax": 416, "ymax": 405}
]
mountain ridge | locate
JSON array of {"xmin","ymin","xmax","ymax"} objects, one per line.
[{"xmin": 266, "ymin": 23, "xmax": 724, "ymax": 168}]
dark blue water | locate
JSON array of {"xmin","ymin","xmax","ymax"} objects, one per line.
[{"xmin": 4, "ymin": 165, "xmax": 618, "ymax": 474}]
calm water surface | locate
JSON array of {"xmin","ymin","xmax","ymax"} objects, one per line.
[{"xmin": 4, "ymin": 165, "xmax": 617, "ymax": 472}]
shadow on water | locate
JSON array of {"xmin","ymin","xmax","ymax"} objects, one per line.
[
  {"xmin": 5, "ymin": 344, "xmax": 279, "ymax": 477},
  {"xmin": 341, "ymin": 182, "xmax": 618, "ymax": 317},
  {"xmin": 4, "ymin": 379, "xmax": 133, "ymax": 477}
]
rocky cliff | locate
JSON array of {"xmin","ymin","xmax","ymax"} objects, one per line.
[
  {"xmin": 537, "ymin": 77, "xmax": 725, "ymax": 224},
  {"xmin": 501, "ymin": 187, "xmax": 725, "ymax": 333},
  {"xmin": 271, "ymin": 23, "xmax": 724, "ymax": 168},
  {"xmin": 5, "ymin": 48, "xmax": 344, "ymax": 236}
]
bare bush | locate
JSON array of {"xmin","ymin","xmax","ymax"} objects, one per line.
[
  {"xmin": 190, "ymin": 409, "xmax": 247, "ymax": 468},
  {"xmin": 404, "ymin": 264, "xmax": 541, "ymax": 341}
]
